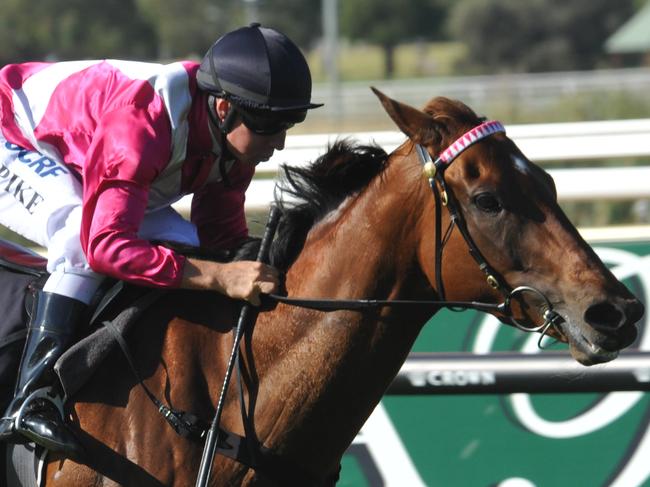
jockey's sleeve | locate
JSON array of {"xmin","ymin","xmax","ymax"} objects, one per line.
[
  {"xmin": 80, "ymin": 104, "xmax": 187, "ymax": 288},
  {"xmin": 191, "ymin": 160, "xmax": 255, "ymax": 250}
]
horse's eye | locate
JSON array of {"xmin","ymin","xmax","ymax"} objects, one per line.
[{"xmin": 474, "ymin": 193, "xmax": 502, "ymax": 213}]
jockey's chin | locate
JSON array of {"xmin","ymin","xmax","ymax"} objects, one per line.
[{"xmin": 244, "ymin": 151, "xmax": 274, "ymax": 167}]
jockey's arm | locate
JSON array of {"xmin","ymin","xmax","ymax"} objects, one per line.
[
  {"xmin": 188, "ymin": 161, "xmax": 278, "ymax": 305},
  {"xmin": 181, "ymin": 258, "xmax": 279, "ymax": 306}
]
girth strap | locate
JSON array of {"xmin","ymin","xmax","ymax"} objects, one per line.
[{"xmin": 218, "ymin": 431, "xmax": 341, "ymax": 487}]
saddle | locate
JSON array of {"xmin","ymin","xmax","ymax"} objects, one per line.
[{"xmin": 0, "ymin": 240, "xmax": 47, "ymax": 274}]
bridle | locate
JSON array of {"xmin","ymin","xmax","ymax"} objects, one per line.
[
  {"xmin": 269, "ymin": 120, "xmax": 564, "ymax": 344},
  {"xmin": 416, "ymin": 121, "xmax": 563, "ymax": 341}
]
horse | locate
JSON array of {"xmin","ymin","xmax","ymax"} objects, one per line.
[{"xmin": 27, "ymin": 88, "xmax": 642, "ymax": 486}]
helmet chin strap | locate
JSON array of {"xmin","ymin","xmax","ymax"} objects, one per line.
[{"xmin": 206, "ymin": 94, "xmax": 236, "ymax": 187}]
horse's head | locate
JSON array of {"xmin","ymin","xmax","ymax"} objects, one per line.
[{"xmin": 372, "ymin": 88, "xmax": 644, "ymax": 365}]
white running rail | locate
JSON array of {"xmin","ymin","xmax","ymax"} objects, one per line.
[{"xmin": 173, "ymin": 118, "xmax": 650, "ymax": 212}]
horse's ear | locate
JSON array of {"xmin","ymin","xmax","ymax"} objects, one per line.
[{"xmin": 371, "ymin": 87, "xmax": 433, "ymax": 142}]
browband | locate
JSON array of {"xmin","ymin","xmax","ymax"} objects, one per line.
[{"xmin": 437, "ymin": 120, "xmax": 505, "ymax": 165}]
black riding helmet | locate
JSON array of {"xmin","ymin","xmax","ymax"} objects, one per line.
[{"xmin": 197, "ymin": 23, "xmax": 322, "ymax": 132}]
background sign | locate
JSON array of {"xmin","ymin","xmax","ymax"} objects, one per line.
[{"xmin": 338, "ymin": 240, "xmax": 650, "ymax": 486}]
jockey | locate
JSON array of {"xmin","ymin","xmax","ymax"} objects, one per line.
[{"xmin": 0, "ymin": 23, "xmax": 321, "ymax": 456}]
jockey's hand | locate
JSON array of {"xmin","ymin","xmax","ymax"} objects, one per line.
[
  {"xmin": 182, "ymin": 258, "xmax": 280, "ymax": 306},
  {"xmin": 213, "ymin": 260, "xmax": 280, "ymax": 305}
]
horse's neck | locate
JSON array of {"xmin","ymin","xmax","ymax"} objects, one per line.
[
  {"xmin": 249, "ymin": 154, "xmax": 433, "ymax": 469},
  {"xmin": 288, "ymin": 152, "xmax": 426, "ymax": 300}
]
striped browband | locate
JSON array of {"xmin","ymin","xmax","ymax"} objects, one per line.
[{"xmin": 436, "ymin": 120, "xmax": 505, "ymax": 165}]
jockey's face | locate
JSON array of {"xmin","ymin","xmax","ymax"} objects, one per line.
[{"xmin": 215, "ymin": 98, "xmax": 287, "ymax": 167}]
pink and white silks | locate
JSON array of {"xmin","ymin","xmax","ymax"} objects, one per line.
[{"xmin": 0, "ymin": 59, "xmax": 253, "ymax": 303}]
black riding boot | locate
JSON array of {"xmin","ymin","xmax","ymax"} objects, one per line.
[{"xmin": 0, "ymin": 291, "xmax": 86, "ymax": 457}]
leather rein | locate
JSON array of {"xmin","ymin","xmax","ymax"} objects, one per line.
[{"xmin": 268, "ymin": 120, "xmax": 564, "ymax": 344}]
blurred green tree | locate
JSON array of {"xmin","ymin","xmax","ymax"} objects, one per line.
[
  {"xmin": 0, "ymin": 0, "xmax": 158, "ymax": 64},
  {"xmin": 137, "ymin": 0, "xmax": 243, "ymax": 60},
  {"xmin": 449, "ymin": 0, "xmax": 636, "ymax": 73},
  {"xmin": 256, "ymin": 0, "xmax": 322, "ymax": 50},
  {"xmin": 340, "ymin": 0, "xmax": 451, "ymax": 78}
]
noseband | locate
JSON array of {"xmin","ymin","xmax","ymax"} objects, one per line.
[{"xmin": 270, "ymin": 120, "xmax": 563, "ymax": 346}]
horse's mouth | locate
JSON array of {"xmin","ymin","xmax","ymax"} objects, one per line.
[
  {"xmin": 557, "ymin": 317, "xmax": 625, "ymax": 366},
  {"xmin": 544, "ymin": 294, "xmax": 643, "ymax": 365},
  {"xmin": 568, "ymin": 331, "xmax": 620, "ymax": 365}
]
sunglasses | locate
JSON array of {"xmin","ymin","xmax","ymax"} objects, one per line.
[{"xmin": 238, "ymin": 109, "xmax": 295, "ymax": 136}]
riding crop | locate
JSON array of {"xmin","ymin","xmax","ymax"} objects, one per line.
[{"xmin": 195, "ymin": 204, "xmax": 281, "ymax": 487}]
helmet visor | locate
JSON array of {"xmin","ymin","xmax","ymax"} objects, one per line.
[{"xmin": 238, "ymin": 107, "xmax": 306, "ymax": 136}]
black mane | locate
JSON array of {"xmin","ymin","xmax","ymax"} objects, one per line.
[
  {"xmin": 270, "ymin": 140, "xmax": 388, "ymax": 270},
  {"xmin": 161, "ymin": 141, "xmax": 388, "ymax": 268}
]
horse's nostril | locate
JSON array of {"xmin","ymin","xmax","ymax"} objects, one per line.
[
  {"xmin": 629, "ymin": 299, "xmax": 645, "ymax": 324},
  {"xmin": 584, "ymin": 301, "xmax": 625, "ymax": 330}
]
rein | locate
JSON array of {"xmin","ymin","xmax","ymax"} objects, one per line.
[{"xmin": 267, "ymin": 286, "xmax": 555, "ymax": 324}]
